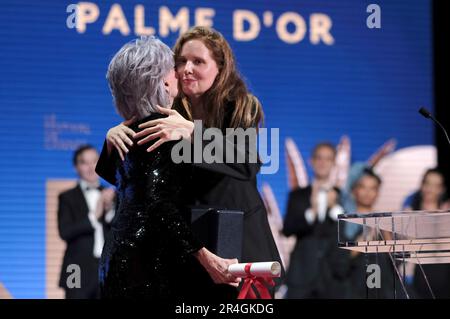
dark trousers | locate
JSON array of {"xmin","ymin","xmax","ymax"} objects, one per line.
[{"xmin": 64, "ymin": 258, "xmax": 100, "ymax": 299}]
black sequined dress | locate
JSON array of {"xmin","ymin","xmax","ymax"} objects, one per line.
[{"xmin": 98, "ymin": 114, "xmax": 209, "ymax": 299}]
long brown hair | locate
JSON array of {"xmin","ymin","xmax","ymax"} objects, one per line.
[{"xmin": 173, "ymin": 26, "xmax": 264, "ymax": 130}]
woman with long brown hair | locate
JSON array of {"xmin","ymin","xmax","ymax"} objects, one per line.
[{"xmin": 98, "ymin": 26, "xmax": 282, "ymax": 297}]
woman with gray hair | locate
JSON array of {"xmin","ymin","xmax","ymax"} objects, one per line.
[{"xmin": 98, "ymin": 37, "xmax": 240, "ymax": 299}]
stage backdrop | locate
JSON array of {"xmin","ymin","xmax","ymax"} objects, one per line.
[{"xmin": 0, "ymin": 0, "xmax": 434, "ymax": 298}]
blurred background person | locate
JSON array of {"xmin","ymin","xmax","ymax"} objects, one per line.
[
  {"xmin": 403, "ymin": 168, "xmax": 449, "ymax": 211},
  {"xmin": 402, "ymin": 168, "xmax": 450, "ymax": 299},
  {"xmin": 340, "ymin": 139, "xmax": 397, "ymax": 239},
  {"xmin": 282, "ymin": 142, "xmax": 349, "ymax": 298},
  {"xmin": 57, "ymin": 144, "xmax": 115, "ymax": 299},
  {"xmin": 345, "ymin": 169, "xmax": 398, "ymax": 299}
]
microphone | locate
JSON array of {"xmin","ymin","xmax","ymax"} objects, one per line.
[
  {"xmin": 418, "ymin": 107, "xmax": 450, "ymax": 147},
  {"xmin": 418, "ymin": 107, "xmax": 432, "ymax": 119}
]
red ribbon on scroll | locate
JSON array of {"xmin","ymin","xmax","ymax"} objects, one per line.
[{"xmin": 237, "ymin": 263, "xmax": 275, "ymax": 299}]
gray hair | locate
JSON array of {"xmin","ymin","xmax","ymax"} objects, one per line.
[{"xmin": 106, "ymin": 36, "xmax": 174, "ymax": 120}]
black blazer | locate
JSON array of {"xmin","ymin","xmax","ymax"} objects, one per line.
[
  {"xmin": 57, "ymin": 184, "xmax": 111, "ymax": 290},
  {"xmin": 283, "ymin": 186, "xmax": 351, "ymax": 298}
]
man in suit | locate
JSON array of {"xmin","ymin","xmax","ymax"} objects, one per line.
[
  {"xmin": 58, "ymin": 144, "xmax": 115, "ymax": 299},
  {"xmin": 283, "ymin": 142, "xmax": 350, "ymax": 298}
]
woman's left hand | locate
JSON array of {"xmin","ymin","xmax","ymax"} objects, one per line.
[{"xmin": 135, "ymin": 106, "xmax": 194, "ymax": 152}]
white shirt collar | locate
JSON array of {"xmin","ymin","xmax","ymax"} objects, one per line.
[{"xmin": 79, "ymin": 179, "xmax": 100, "ymax": 192}]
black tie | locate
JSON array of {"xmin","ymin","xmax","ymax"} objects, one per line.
[{"xmin": 86, "ymin": 185, "xmax": 101, "ymax": 191}]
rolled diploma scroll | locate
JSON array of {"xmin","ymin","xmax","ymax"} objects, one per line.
[{"xmin": 228, "ymin": 262, "xmax": 281, "ymax": 278}]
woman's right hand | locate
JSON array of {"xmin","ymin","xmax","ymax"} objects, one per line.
[
  {"xmin": 106, "ymin": 117, "xmax": 137, "ymax": 160},
  {"xmin": 194, "ymin": 247, "xmax": 241, "ymax": 287},
  {"xmin": 135, "ymin": 106, "xmax": 194, "ymax": 153}
]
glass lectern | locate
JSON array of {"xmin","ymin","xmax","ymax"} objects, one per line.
[{"xmin": 338, "ymin": 210, "xmax": 450, "ymax": 298}]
